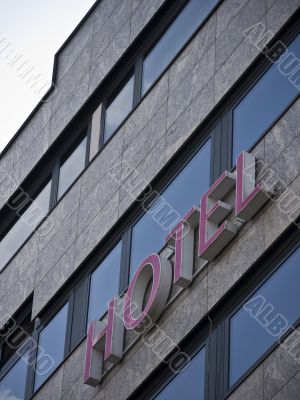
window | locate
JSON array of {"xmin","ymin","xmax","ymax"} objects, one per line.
[
  {"xmin": 0, "ymin": 180, "xmax": 51, "ymax": 271},
  {"xmin": 87, "ymin": 241, "xmax": 122, "ymax": 325},
  {"xmin": 0, "ymin": 315, "xmax": 34, "ymax": 369},
  {"xmin": 229, "ymin": 245, "xmax": 300, "ymax": 386},
  {"xmin": 129, "ymin": 139, "xmax": 210, "ymax": 278},
  {"xmin": 0, "ymin": 350, "xmax": 29, "ymax": 400},
  {"xmin": 103, "ymin": 76, "xmax": 134, "ymax": 143},
  {"xmin": 154, "ymin": 347, "xmax": 206, "ymax": 400},
  {"xmin": 142, "ymin": 0, "xmax": 218, "ymax": 94},
  {"xmin": 232, "ymin": 32, "xmax": 300, "ymax": 162},
  {"xmin": 34, "ymin": 303, "xmax": 68, "ymax": 391},
  {"xmin": 57, "ymin": 137, "xmax": 87, "ymax": 200}
]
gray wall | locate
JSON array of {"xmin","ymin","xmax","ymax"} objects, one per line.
[{"xmin": 0, "ymin": 0, "xmax": 300, "ymax": 399}]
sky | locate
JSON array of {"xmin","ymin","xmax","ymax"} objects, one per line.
[{"xmin": 0, "ymin": 0, "xmax": 96, "ymax": 153}]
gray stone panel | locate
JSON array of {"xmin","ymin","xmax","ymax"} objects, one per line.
[
  {"xmin": 263, "ymin": 328, "xmax": 300, "ymax": 399},
  {"xmin": 0, "ymin": 233, "xmax": 39, "ymax": 297},
  {"xmin": 33, "ymin": 368, "xmax": 64, "ymax": 400},
  {"xmin": 119, "ymin": 136, "xmax": 166, "ymax": 216},
  {"xmin": 265, "ymin": 98, "xmax": 300, "ymax": 165},
  {"xmin": 80, "ymin": 126, "xmax": 124, "ymax": 200},
  {"xmin": 166, "ymin": 78, "xmax": 215, "ymax": 160},
  {"xmin": 12, "ymin": 127, "xmax": 50, "ymax": 184},
  {"xmin": 215, "ymin": 0, "xmax": 267, "ymax": 72},
  {"xmin": 267, "ymin": 0, "xmax": 300, "ymax": 34},
  {"xmin": 228, "ymin": 364, "xmax": 264, "ymax": 400},
  {"xmin": 37, "ymin": 181, "xmax": 81, "ymax": 252},
  {"xmin": 89, "ymin": 21, "xmax": 130, "ymax": 96},
  {"xmin": 207, "ymin": 213, "xmax": 265, "ymax": 309},
  {"xmin": 35, "ymin": 210, "xmax": 78, "ymax": 284},
  {"xmin": 91, "ymin": 0, "xmax": 131, "ymax": 67},
  {"xmin": 75, "ymin": 191, "xmax": 119, "ymax": 267},
  {"xmin": 216, "ymin": 0, "xmax": 248, "ymax": 37},
  {"xmin": 215, "ymin": 26, "xmax": 264, "ymax": 103},
  {"xmin": 123, "ymin": 72, "xmax": 169, "ymax": 150},
  {"xmin": 169, "ymin": 14, "xmax": 216, "ymax": 94},
  {"xmin": 130, "ymin": 0, "xmax": 165, "ymax": 43},
  {"xmin": 56, "ymin": 12, "xmax": 94, "ymax": 82},
  {"xmin": 32, "ymin": 244, "xmax": 76, "ymax": 317},
  {"xmin": 122, "ymin": 101, "xmax": 167, "ymax": 178},
  {"xmin": 52, "ymin": 45, "xmax": 92, "ymax": 115},
  {"xmin": 49, "ymin": 73, "xmax": 90, "ymax": 145},
  {"xmin": 167, "ymin": 44, "xmax": 215, "ymax": 129}
]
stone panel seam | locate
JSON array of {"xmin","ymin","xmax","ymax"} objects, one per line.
[
  {"xmin": 215, "ymin": 0, "xmax": 268, "ymax": 74},
  {"xmin": 89, "ymin": 1, "xmax": 131, "ymax": 94}
]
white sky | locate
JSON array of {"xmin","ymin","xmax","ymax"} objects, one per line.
[{"xmin": 0, "ymin": 0, "xmax": 96, "ymax": 152}]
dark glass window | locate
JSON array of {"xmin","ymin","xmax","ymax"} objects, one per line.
[
  {"xmin": 130, "ymin": 139, "xmax": 210, "ymax": 278},
  {"xmin": 1, "ymin": 318, "xmax": 34, "ymax": 368},
  {"xmin": 0, "ymin": 351, "xmax": 29, "ymax": 400},
  {"xmin": 0, "ymin": 180, "xmax": 51, "ymax": 271},
  {"xmin": 229, "ymin": 246, "xmax": 300, "ymax": 386},
  {"xmin": 155, "ymin": 347, "xmax": 206, "ymax": 400},
  {"xmin": 87, "ymin": 241, "xmax": 122, "ymax": 326},
  {"xmin": 232, "ymin": 32, "xmax": 300, "ymax": 162},
  {"xmin": 57, "ymin": 137, "xmax": 87, "ymax": 200},
  {"xmin": 104, "ymin": 76, "xmax": 134, "ymax": 143},
  {"xmin": 34, "ymin": 303, "xmax": 68, "ymax": 391},
  {"xmin": 142, "ymin": 0, "xmax": 218, "ymax": 94}
]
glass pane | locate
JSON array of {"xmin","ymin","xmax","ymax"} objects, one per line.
[
  {"xmin": 34, "ymin": 303, "xmax": 68, "ymax": 391},
  {"xmin": 232, "ymin": 32, "xmax": 300, "ymax": 162},
  {"xmin": 142, "ymin": 0, "xmax": 218, "ymax": 94},
  {"xmin": 0, "ymin": 351, "xmax": 29, "ymax": 400},
  {"xmin": 57, "ymin": 137, "xmax": 87, "ymax": 200},
  {"xmin": 87, "ymin": 241, "xmax": 122, "ymax": 325},
  {"xmin": 229, "ymin": 246, "xmax": 300, "ymax": 386},
  {"xmin": 0, "ymin": 180, "xmax": 51, "ymax": 271},
  {"xmin": 155, "ymin": 347, "xmax": 205, "ymax": 400},
  {"xmin": 104, "ymin": 76, "xmax": 134, "ymax": 143},
  {"xmin": 130, "ymin": 139, "xmax": 210, "ymax": 278}
]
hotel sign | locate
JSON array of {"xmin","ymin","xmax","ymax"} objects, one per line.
[{"xmin": 84, "ymin": 151, "xmax": 269, "ymax": 386}]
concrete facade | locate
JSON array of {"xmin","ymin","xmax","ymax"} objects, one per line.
[{"xmin": 1, "ymin": 0, "xmax": 300, "ymax": 399}]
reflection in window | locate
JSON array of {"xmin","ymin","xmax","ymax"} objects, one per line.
[
  {"xmin": 229, "ymin": 246, "xmax": 300, "ymax": 386},
  {"xmin": 0, "ymin": 180, "xmax": 51, "ymax": 271},
  {"xmin": 34, "ymin": 303, "xmax": 68, "ymax": 391},
  {"xmin": 232, "ymin": 32, "xmax": 300, "ymax": 162},
  {"xmin": 87, "ymin": 241, "xmax": 122, "ymax": 326},
  {"xmin": 155, "ymin": 347, "xmax": 205, "ymax": 400},
  {"xmin": 130, "ymin": 139, "xmax": 210, "ymax": 278},
  {"xmin": 57, "ymin": 137, "xmax": 87, "ymax": 200},
  {"xmin": 0, "ymin": 351, "xmax": 29, "ymax": 400},
  {"xmin": 142, "ymin": 0, "xmax": 218, "ymax": 94},
  {"xmin": 104, "ymin": 76, "xmax": 134, "ymax": 143}
]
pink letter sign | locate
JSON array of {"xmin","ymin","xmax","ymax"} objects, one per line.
[
  {"xmin": 84, "ymin": 298, "xmax": 124, "ymax": 387},
  {"xmin": 83, "ymin": 150, "xmax": 270, "ymax": 387},
  {"xmin": 235, "ymin": 151, "xmax": 269, "ymax": 221},
  {"xmin": 165, "ymin": 206, "xmax": 199, "ymax": 287},
  {"xmin": 198, "ymin": 171, "xmax": 238, "ymax": 261},
  {"xmin": 123, "ymin": 253, "xmax": 172, "ymax": 332}
]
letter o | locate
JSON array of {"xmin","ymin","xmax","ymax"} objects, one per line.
[{"xmin": 123, "ymin": 253, "xmax": 172, "ymax": 332}]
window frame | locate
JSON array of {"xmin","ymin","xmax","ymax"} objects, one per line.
[
  {"xmin": 0, "ymin": 341, "xmax": 31, "ymax": 399},
  {"xmin": 227, "ymin": 25, "xmax": 300, "ymax": 169},
  {"xmin": 26, "ymin": 299, "xmax": 71, "ymax": 397},
  {"xmin": 222, "ymin": 227, "xmax": 300, "ymax": 397},
  {"xmin": 128, "ymin": 333, "xmax": 209, "ymax": 400},
  {"xmin": 100, "ymin": 69, "xmax": 135, "ymax": 148},
  {"xmin": 85, "ymin": 238, "xmax": 125, "ymax": 329},
  {"xmin": 150, "ymin": 344, "xmax": 207, "ymax": 400},
  {"xmin": 0, "ymin": 125, "xmax": 90, "ymax": 275},
  {"xmin": 97, "ymin": 0, "xmax": 221, "ymax": 150}
]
